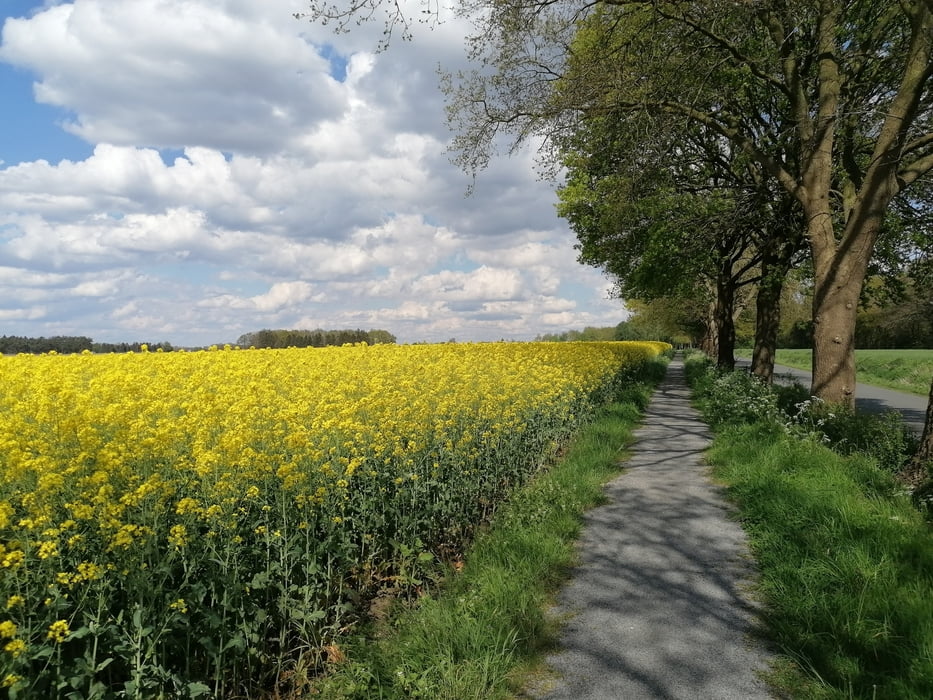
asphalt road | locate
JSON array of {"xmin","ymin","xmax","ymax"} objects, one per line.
[
  {"xmin": 735, "ymin": 359, "xmax": 929, "ymax": 433},
  {"xmin": 526, "ymin": 358, "xmax": 774, "ymax": 700}
]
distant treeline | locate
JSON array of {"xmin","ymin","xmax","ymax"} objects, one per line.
[
  {"xmin": 535, "ymin": 322, "xmax": 672, "ymax": 343},
  {"xmin": 0, "ymin": 335, "xmax": 174, "ymax": 354},
  {"xmin": 534, "ymin": 326, "xmax": 618, "ymax": 342},
  {"xmin": 235, "ymin": 328, "xmax": 397, "ymax": 349}
]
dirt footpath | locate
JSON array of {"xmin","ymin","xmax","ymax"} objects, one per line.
[{"xmin": 526, "ymin": 358, "xmax": 775, "ymax": 699}]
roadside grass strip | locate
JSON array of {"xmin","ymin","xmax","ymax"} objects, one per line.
[
  {"xmin": 689, "ymin": 360, "xmax": 933, "ymax": 699},
  {"xmin": 310, "ymin": 360, "xmax": 668, "ymax": 698},
  {"xmin": 741, "ymin": 349, "xmax": 933, "ymax": 397}
]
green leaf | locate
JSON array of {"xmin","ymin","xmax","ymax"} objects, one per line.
[{"xmin": 187, "ymin": 682, "xmax": 212, "ymax": 697}]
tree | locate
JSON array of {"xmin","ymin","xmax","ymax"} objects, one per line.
[
  {"xmin": 306, "ymin": 0, "xmax": 933, "ymax": 405},
  {"xmin": 553, "ymin": 48, "xmax": 797, "ymax": 372},
  {"xmin": 749, "ymin": 195, "xmax": 807, "ymax": 383},
  {"xmin": 904, "ymin": 245, "xmax": 933, "ymax": 478},
  {"xmin": 0, "ymin": 335, "xmax": 94, "ymax": 354},
  {"xmin": 303, "ymin": 0, "xmax": 933, "ymax": 465},
  {"xmin": 618, "ymin": 298, "xmax": 704, "ymax": 346},
  {"xmin": 236, "ymin": 328, "xmax": 397, "ymax": 348},
  {"xmin": 914, "ymin": 379, "xmax": 933, "ymax": 472}
]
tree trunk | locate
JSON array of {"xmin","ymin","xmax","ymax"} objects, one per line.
[
  {"xmin": 805, "ymin": 165, "xmax": 883, "ymax": 407},
  {"xmin": 807, "ymin": 176, "xmax": 898, "ymax": 405},
  {"xmin": 751, "ymin": 247, "xmax": 788, "ymax": 384},
  {"xmin": 700, "ymin": 298, "xmax": 717, "ymax": 360},
  {"xmin": 810, "ymin": 261, "xmax": 864, "ymax": 405},
  {"xmin": 900, "ymin": 376, "xmax": 933, "ymax": 495},
  {"xmin": 914, "ymin": 376, "xmax": 933, "ymax": 468},
  {"xmin": 715, "ymin": 266, "xmax": 736, "ymax": 371}
]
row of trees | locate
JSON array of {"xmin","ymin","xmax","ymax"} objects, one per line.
[
  {"xmin": 0, "ymin": 336, "xmax": 175, "ymax": 354},
  {"xmin": 308, "ymin": 0, "xmax": 932, "ymax": 397},
  {"xmin": 631, "ymin": 269, "xmax": 933, "ymax": 350},
  {"xmin": 0, "ymin": 335, "xmax": 93, "ymax": 354},
  {"xmin": 235, "ymin": 328, "xmax": 397, "ymax": 349},
  {"xmin": 304, "ymin": 0, "xmax": 933, "ymax": 465},
  {"xmin": 534, "ymin": 326, "xmax": 617, "ymax": 342}
]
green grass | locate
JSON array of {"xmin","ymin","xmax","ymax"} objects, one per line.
[
  {"xmin": 687, "ymin": 357, "xmax": 933, "ymax": 700},
  {"xmin": 736, "ymin": 348, "xmax": 933, "ymax": 396},
  {"xmin": 707, "ymin": 424, "xmax": 933, "ymax": 699},
  {"xmin": 687, "ymin": 350, "xmax": 933, "ymax": 699},
  {"xmin": 307, "ymin": 359, "xmax": 668, "ymax": 699}
]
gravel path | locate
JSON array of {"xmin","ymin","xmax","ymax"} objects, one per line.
[{"xmin": 526, "ymin": 358, "xmax": 774, "ymax": 700}]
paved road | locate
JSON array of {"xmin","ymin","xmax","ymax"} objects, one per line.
[
  {"xmin": 735, "ymin": 359, "xmax": 928, "ymax": 433},
  {"xmin": 526, "ymin": 358, "xmax": 774, "ymax": 700}
]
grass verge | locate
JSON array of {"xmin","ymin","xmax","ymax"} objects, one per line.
[
  {"xmin": 688, "ymin": 356, "xmax": 933, "ymax": 699},
  {"xmin": 735, "ymin": 348, "xmax": 933, "ymax": 396},
  {"xmin": 307, "ymin": 358, "xmax": 668, "ymax": 699}
]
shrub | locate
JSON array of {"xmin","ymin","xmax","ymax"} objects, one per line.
[{"xmin": 687, "ymin": 355, "xmax": 920, "ymax": 477}]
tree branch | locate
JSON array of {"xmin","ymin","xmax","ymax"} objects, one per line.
[
  {"xmin": 653, "ymin": 5, "xmax": 789, "ymax": 98},
  {"xmin": 899, "ymin": 151, "xmax": 933, "ymax": 189}
]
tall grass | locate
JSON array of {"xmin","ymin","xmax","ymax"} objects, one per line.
[{"xmin": 708, "ymin": 425, "xmax": 933, "ymax": 699}]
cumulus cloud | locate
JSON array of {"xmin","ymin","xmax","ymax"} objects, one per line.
[
  {"xmin": 0, "ymin": 0, "xmax": 626, "ymax": 345},
  {"xmin": 411, "ymin": 266, "xmax": 524, "ymax": 302},
  {"xmin": 0, "ymin": 0, "xmax": 347, "ymax": 155}
]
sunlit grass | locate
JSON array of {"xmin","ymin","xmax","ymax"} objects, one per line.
[
  {"xmin": 736, "ymin": 348, "xmax": 933, "ymax": 396},
  {"xmin": 707, "ymin": 425, "xmax": 933, "ymax": 699},
  {"xmin": 689, "ymin": 354, "xmax": 933, "ymax": 698}
]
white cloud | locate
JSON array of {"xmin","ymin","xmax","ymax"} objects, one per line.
[
  {"xmin": 72, "ymin": 275, "xmax": 126, "ymax": 297},
  {"xmin": 0, "ymin": 0, "xmax": 347, "ymax": 155},
  {"xmin": 411, "ymin": 266, "xmax": 524, "ymax": 302},
  {"xmin": 0, "ymin": 306, "xmax": 47, "ymax": 321},
  {"xmin": 0, "ymin": 0, "xmax": 627, "ymax": 345}
]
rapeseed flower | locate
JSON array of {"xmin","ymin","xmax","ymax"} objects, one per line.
[
  {"xmin": 0, "ymin": 340, "xmax": 668, "ymax": 693},
  {"xmin": 47, "ymin": 620, "xmax": 70, "ymax": 643},
  {"xmin": 3, "ymin": 639, "xmax": 26, "ymax": 658}
]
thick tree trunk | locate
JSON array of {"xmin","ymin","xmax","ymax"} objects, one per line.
[
  {"xmin": 806, "ymin": 186, "xmax": 880, "ymax": 407},
  {"xmin": 700, "ymin": 299, "xmax": 717, "ymax": 360},
  {"xmin": 810, "ymin": 261, "xmax": 864, "ymax": 406},
  {"xmin": 751, "ymin": 247, "xmax": 788, "ymax": 384},
  {"xmin": 715, "ymin": 267, "xmax": 736, "ymax": 371},
  {"xmin": 807, "ymin": 181, "xmax": 897, "ymax": 405},
  {"xmin": 900, "ymin": 376, "xmax": 933, "ymax": 494}
]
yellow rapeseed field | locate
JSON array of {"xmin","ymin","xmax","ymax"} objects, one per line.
[{"xmin": 0, "ymin": 340, "xmax": 668, "ymax": 698}]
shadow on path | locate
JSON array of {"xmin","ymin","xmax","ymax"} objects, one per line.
[{"xmin": 525, "ymin": 359, "xmax": 774, "ymax": 700}]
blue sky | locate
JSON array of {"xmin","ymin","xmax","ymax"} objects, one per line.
[
  {"xmin": 0, "ymin": 0, "xmax": 625, "ymax": 346},
  {"xmin": 1, "ymin": 2, "xmax": 90, "ymax": 164}
]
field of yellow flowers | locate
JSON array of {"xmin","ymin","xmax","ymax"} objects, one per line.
[{"xmin": 0, "ymin": 340, "xmax": 668, "ymax": 698}]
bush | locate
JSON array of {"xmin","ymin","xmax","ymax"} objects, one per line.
[
  {"xmin": 685, "ymin": 354, "xmax": 785, "ymax": 428},
  {"xmin": 687, "ymin": 354, "xmax": 919, "ymax": 476},
  {"xmin": 791, "ymin": 400, "xmax": 919, "ymax": 473}
]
